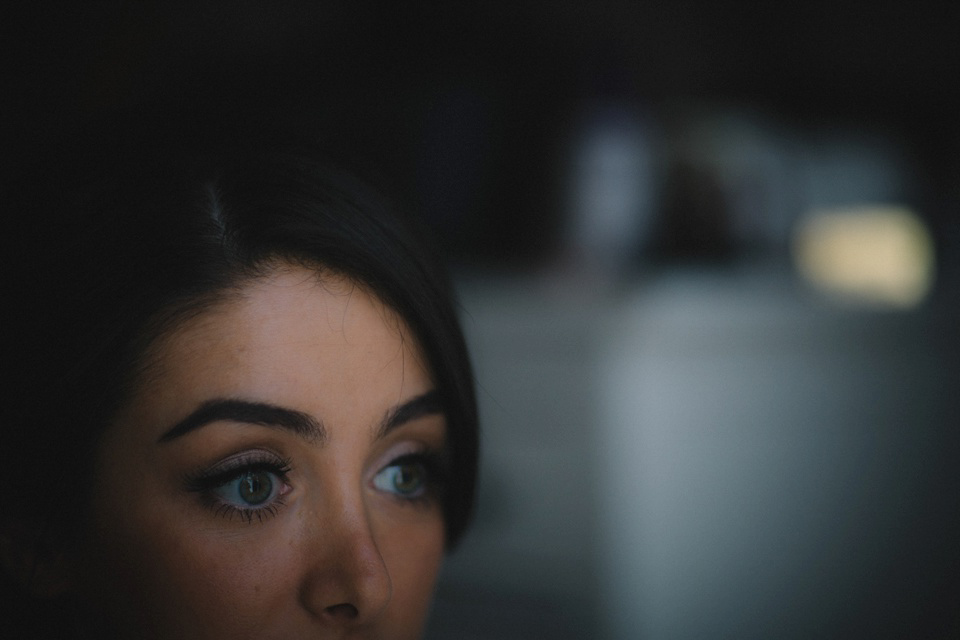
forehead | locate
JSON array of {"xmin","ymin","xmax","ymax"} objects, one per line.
[{"xmin": 121, "ymin": 266, "xmax": 432, "ymax": 437}]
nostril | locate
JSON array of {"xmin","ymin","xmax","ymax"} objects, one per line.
[{"xmin": 324, "ymin": 603, "xmax": 359, "ymax": 620}]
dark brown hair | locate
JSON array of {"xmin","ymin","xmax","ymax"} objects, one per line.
[{"xmin": 1, "ymin": 134, "xmax": 478, "ymax": 636}]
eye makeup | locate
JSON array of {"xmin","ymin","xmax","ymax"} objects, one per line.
[
  {"xmin": 371, "ymin": 447, "xmax": 450, "ymax": 507},
  {"xmin": 181, "ymin": 435, "xmax": 450, "ymax": 525},
  {"xmin": 183, "ymin": 450, "xmax": 293, "ymax": 524}
]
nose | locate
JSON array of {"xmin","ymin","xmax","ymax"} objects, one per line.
[{"xmin": 298, "ymin": 500, "xmax": 392, "ymax": 627}]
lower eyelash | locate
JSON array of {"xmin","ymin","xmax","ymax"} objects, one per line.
[
  {"xmin": 209, "ymin": 498, "xmax": 287, "ymax": 524},
  {"xmin": 184, "ymin": 453, "xmax": 292, "ymax": 523}
]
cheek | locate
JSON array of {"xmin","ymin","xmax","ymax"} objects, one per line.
[
  {"xmin": 81, "ymin": 496, "xmax": 304, "ymax": 637},
  {"xmin": 378, "ymin": 514, "xmax": 447, "ymax": 629},
  {"xmin": 80, "ymin": 435, "xmax": 298, "ymax": 628}
]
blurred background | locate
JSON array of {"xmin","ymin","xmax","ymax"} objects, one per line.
[{"xmin": 5, "ymin": 2, "xmax": 960, "ymax": 637}]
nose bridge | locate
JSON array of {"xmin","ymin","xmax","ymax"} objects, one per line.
[{"xmin": 298, "ymin": 477, "xmax": 392, "ymax": 626}]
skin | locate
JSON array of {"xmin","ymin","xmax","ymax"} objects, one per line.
[{"xmin": 67, "ymin": 265, "xmax": 447, "ymax": 639}]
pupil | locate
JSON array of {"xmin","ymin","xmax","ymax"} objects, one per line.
[
  {"xmin": 395, "ymin": 465, "xmax": 422, "ymax": 493},
  {"xmin": 240, "ymin": 471, "xmax": 272, "ymax": 505}
]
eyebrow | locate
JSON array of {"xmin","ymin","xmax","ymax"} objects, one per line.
[
  {"xmin": 157, "ymin": 390, "xmax": 442, "ymax": 444},
  {"xmin": 377, "ymin": 389, "xmax": 443, "ymax": 439}
]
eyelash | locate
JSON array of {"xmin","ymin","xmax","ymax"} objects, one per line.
[
  {"xmin": 184, "ymin": 448, "xmax": 450, "ymax": 523},
  {"xmin": 184, "ymin": 451, "xmax": 293, "ymax": 524},
  {"xmin": 372, "ymin": 451, "xmax": 449, "ymax": 506}
]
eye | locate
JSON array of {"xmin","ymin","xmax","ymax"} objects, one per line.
[
  {"xmin": 373, "ymin": 457, "xmax": 429, "ymax": 499},
  {"xmin": 214, "ymin": 469, "xmax": 282, "ymax": 507},
  {"xmin": 185, "ymin": 452, "xmax": 293, "ymax": 523}
]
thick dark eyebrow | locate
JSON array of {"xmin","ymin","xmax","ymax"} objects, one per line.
[
  {"xmin": 377, "ymin": 390, "xmax": 443, "ymax": 439},
  {"xmin": 158, "ymin": 399, "xmax": 325, "ymax": 443},
  {"xmin": 157, "ymin": 390, "xmax": 442, "ymax": 444}
]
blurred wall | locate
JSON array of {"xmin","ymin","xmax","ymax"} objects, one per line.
[{"xmin": 425, "ymin": 271, "xmax": 960, "ymax": 640}]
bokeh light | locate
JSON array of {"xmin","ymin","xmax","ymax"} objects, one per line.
[{"xmin": 792, "ymin": 205, "xmax": 935, "ymax": 308}]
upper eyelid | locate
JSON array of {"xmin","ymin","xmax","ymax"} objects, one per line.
[
  {"xmin": 206, "ymin": 463, "xmax": 290, "ymax": 487},
  {"xmin": 205, "ymin": 448, "xmax": 288, "ymax": 470},
  {"xmin": 184, "ymin": 451, "xmax": 291, "ymax": 490},
  {"xmin": 368, "ymin": 442, "xmax": 435, "ymax": 474},
  {"xmin": 382, "ymin": 452, "xmax": 429, "ymax": 467}
]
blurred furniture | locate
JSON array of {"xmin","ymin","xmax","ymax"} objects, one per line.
[{"xmin": 428, "ymin": 267, "xmax": 959, "ymax": 639}]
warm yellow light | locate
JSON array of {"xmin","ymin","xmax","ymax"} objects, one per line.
[{"xmin": 792, "ymin": 205, "xmax": 934, "ymax": 308}]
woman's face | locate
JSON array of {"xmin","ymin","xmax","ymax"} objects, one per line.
[{"xmin": 71, "ymin": 266, "xmax": 447, "ymax": 639}]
